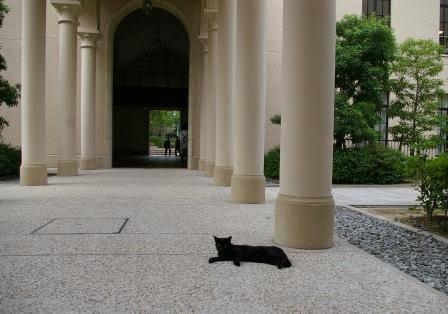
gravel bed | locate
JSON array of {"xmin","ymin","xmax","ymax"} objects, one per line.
[{"xmin": 336, "ymin": 206, "xmax": 448, "ymax": 295}]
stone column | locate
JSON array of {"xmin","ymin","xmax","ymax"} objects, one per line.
[
  {"xmin": 20, "ymin": 0, "xmax": 47, "ymax": 186},
  {"xmin": 204, "ymin": 8, "xmax": 218, "ymax": 177},
  {"xmin": 53, "ymin": 3, "xmax": 81, "ymax": 176},
  {"xmin": 214, "ymin": 0, "xmax": 236, "ymax": 186},
  {"xmin": 79, "ymin": 33, "xmax": 98, "ymax": 170},
  {"xmin": 198, "ymin": 36, "xmax": 208, "ymax": 171},
  {"xmin": 231, "ymin": 0, "xmax": 267, "ymax": 203},
  {"xmin": 274, "ymin": 0, "xmax": 336, "ymax": 249}
]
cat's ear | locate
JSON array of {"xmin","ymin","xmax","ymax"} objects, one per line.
[
  {"xmin": 213, "ymin": 235, "xmax": 218, "ymax": 241},
  {"xmin": 227, "ymin": 236, "xmax": 232, "ymax": 242}
]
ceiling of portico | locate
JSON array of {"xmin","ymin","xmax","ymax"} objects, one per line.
[{"xmin": 114, "ymin": 8, "xmax": 189, "ymax": 73}]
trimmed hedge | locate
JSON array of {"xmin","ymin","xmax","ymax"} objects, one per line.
[
  {"xmin": 264, "ymin": 144, "xmax": 407, "ymax": 184},
  {"xmin": 0, "ymin": 143, "xmax": 20, "ymax": 177},
  {"xmin": 264, "ymin": 146, "xmax": 280, "ymax": 180},
  {"xmin": 333, "ymin": 145, "xmax": 406, "ymax": 184}
]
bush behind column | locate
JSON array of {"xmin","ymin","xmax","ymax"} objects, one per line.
[
  {"xmin": 0, "ymin": 143, "xmax": 20, "ymax": 177},
  {"xmin": 264, "ymin": 144, "xmax": 407, "ymax": 184}
]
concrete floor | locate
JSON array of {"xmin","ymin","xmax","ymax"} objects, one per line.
[{"xmin": 1, "ymin": 169, "xmax": 447, "ymax": 313}]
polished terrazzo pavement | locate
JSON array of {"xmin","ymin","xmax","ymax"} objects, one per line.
[{"xmin": 1, "ymin": 169, "xmax": 447, "ymax": 313}]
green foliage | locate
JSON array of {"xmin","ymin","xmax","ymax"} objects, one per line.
[
  {"xmin": 149, "ymin": 110, "xmax": 180, "ymax": 148},
  {"xmin": 150, "ymin": 137, "xmax": 165, "ymax": 148},
  {"xmin": 0, "ymin": 143, "xmax": 20, "ymax": 177},
  {"xmin": 270, "ymin": 114, "xmax": 281, "ymax": 126},
  {"xmin": 334, "ymin": 92, "xmax": 381, "ymax": 148},
  {"xmin": 264, "ymin": 146, "xmax": 280, "ymax": 180},
  {"xmin": 389, "ymin": 39, "xmax": 445, "ymax": 156},
  {"xmin": 0, "ymin": 0, "xmax": 8, "ymax": 28},
  {"xmin": 264, "ymin": 145, "xmax": 406, "ymax": 184},
  {"xmin": 406, "ymin": 154, "xmax": 448, "ymax": 222},
  {"xmin": 0, "ymin": 1, "xmax": 20, "ymax": 138},
  {"xmin": 149, "ymin": 110, "xmax": 180, "ymax": 128},
  {"xmin": 333, "ymin": 145, "xmax": 406, "ymax": 184},
  {"xmin": 334, "ymin": 15, "xmax": 397, "ymax": 147},
  {"xmin": 336, "ymin": 15, "xmax": 397, "ymax": 105}
]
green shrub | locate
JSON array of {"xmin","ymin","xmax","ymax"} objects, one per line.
[
  {"xmin": 333, "ymin": 145, "xmax": 406, "ymax": 184},
  {"xmin": 264, "ymin": 144, "xmax": 407, "ymax": 184},
  {"xmin": 264, "ymin": 146, "xmax": 280, "ymax": 180},
  {"xmin": 0, "ymin": 143, "xmax": 20, "ymax": 177},
  {"xmin": 406, "ymin": 154, "xmax": 448, "ymax": 222},
  {"xmin": 150, "ymin": 137, "xmax": 165, "ymax": 148}
]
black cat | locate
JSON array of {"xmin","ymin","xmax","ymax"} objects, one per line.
[{"xmin": 209, "ymin": 236, "xmax": 292, "ymax": 269}]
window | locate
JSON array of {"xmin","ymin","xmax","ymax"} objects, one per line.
[
  {"xmin": 363, "ymin": 0, "xmax": 391, "ymax": 20},
  {"xmin": 376, "ymin": 92, "xmax": 389, "ymax": 142},
  {"xmin": 440, "ymin": 95, "xmax": 448, "ymax": 153},
  {"xmin": 440, "ymin": 0, "xmax": 448, "ymax": 53}
]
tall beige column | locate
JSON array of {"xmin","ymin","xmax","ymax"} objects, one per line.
[
  {"xmin": 204, "ymin": 8, "xmax": 218, "ymax": 177},
  {"xmin": 274, "ymin": 0, "xmax": 336, "ymax": 249},
  {"xmin": 214, "ymin": 0, "xmax": 236, "ymax": 186},
  {"xmin": 198, "ymin": 36, "xmax": 208, "ymax": 171},
  {"xmin": 79, "ymin": 33, "xmax": 98, "ymax": 170},
  {"xmin": 20, "ymin": 0, "xmax": 47, "ymax": 186},
  {"xmin": 53, "ymin": 3, "xmax": 80, "ymax": 176},
  {"xmin": 231, "ymin": 0, "xmax": 267, "ymax": 203}
]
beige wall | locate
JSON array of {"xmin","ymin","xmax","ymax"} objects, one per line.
[
  {"xmin": 264, "ymin": 0, "xmax": 283, "ymax": 151},
  {"xmin": 336, "ymin": 0, "xmax": 361, "ymax": 21},
  {"xmin": 391, "ymin": 0, "xmax": 439, "ymax": 43}
]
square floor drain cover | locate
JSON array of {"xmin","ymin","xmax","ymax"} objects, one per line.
[{"xmin": 32, "ymin": 218, "xmax": 128, "ymax": 235}]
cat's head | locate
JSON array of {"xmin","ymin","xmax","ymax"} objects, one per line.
[{"xmin": 213, "ymin": 236, "xmax": 232, "ymax": 251}]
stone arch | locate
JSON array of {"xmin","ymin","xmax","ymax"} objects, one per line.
[{"xmin": 103, "ymin": 1, "xmax": 196, "ymax": 168}]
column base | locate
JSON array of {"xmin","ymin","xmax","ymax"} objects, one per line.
[
  {"xmin": 190, "ymin": 157, "xmax": 199, "ymax": 170},
  {"xmin": 231, "ymin": 174, "xmax": 265, "ymax": 204},
  {"xmin": 198, "ymin": 159, "xmax": 206, "ymax": 171},
  {"xmin": 20, "ymin": 164, "xmax": 47, "ymax": 186},
  {"xmin": 96, "ymin": 156, "xmax": 106, "ymax": 169},
  {"xmin": 213, "ymin": 166, "xmax": 233, "ymax": 186},
  {"xmin": 58, "ymin": 160, "xmax": 78, "ymax": 176},
  {"xmin": 274, "ymin": 194, "xmax": 334, "ymax": 249},
  {"xmin": 205, "ymin": 162, "xmax": 215, "ymax": 177},
  {"xmin": 80, "ymin": 157, "xmax": 96, "ymax": 170}
]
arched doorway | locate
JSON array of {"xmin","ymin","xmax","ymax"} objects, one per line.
[{"xmin": 112, "ymin": 8, "xmax": 189, "ymax": 168}]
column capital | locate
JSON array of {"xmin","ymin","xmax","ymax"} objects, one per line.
[
  {"xmin": 198, "ymin": 34, "xmax": 208, "ymax": 52},
  {"xmin": 78, "ymin": 32, "xmax": 100, "ymax": 49},
  {"xmin": 51, "ymin": 0, "xmax": 82, "ymax": 23},
  {"xmin": 204, "ymin": 9, "xmax": 218, "ymax": 31}
]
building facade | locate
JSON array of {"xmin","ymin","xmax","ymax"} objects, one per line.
[{"xmin": 1, "ymin": 0, "xmax": 445, "ymax": 169}]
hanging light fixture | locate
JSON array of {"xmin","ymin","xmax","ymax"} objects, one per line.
[{"xmin": 143, "ymin": 0, "xmax": 153, "ymax": 15}]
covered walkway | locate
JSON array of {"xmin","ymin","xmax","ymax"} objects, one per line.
[{"xmin": 1, "ymin": 169, "xmax": 447, "ymax": 312}]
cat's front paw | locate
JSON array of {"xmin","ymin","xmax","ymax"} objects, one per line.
[
  {"xmin": 233, "ymin": 260, "xmax": 241, "ymax": 266},
  {"xmin": 209, "ymin": 257, "xmax": 218, "ymax": 263}
]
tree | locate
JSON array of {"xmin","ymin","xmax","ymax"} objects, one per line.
[
  {"xmin": 149, "ymin": 110, "xmax": 180, "ymax": 135},
  {"xmin": 406, "ymin": 154, "xmax": 448, "ymax": 222},
  {"xmin": 334, "ymin": 92, "xmax": 380, "ymax": 148},
  {"xmin": 389, "ymin": 39, "xmax": 445, "ymax": 156},
  {"xmin": 0, "ymin": 1, "xmax": 20, "ymax": 139},
  {"xmin": 336, "ymin": 15, "xmax": 396, "ymax": 105},
  {"xmin": 334, "ymin": 15, "xmax": 397, "ymax": 148}
]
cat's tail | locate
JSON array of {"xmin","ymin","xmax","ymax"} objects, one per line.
[{"xmin": 279, "ymin": 257, "xmax": 292, "ymax": 268}]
